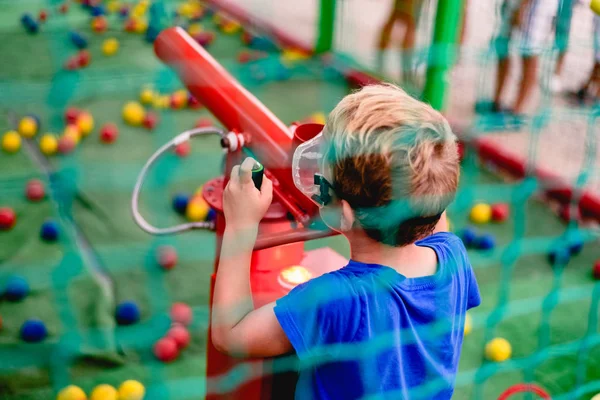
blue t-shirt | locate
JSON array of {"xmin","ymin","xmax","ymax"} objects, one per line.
[{"xmin": 274, "ymin": 232, "xmax": 480, "ymax": 400}]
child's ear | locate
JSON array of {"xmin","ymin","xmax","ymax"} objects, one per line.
[{"xmin": 340, "ymin": 200, "xmax": 355, "ymax": 232}]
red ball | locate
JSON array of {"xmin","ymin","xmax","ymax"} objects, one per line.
[
  {"xmin": 175, "ymin": 141, "xmax": 191, "ymax": 157},
  {"xmin": 58, "ymin": 3, "xmax": 69, "ymax": 13},
  {"xmin": 58, "ymin": 135, "xmax": 76, "ymax": 154},
  {"xmin": 157, "ymin": 245, "xmax": 178, "ymax": 270},
  {"xmin": 594, "ymin": 260, "xmax": 600, "ymax": 280},
  {"xmin": 142, "ymin": 112, "xmax": 159, "ymax": 130},
  {"xmin": 187, "ymin": 95, "xmax": 202, "ymax": 110},
  {"xmin": 195, "ymin": 118, "xmax": 213, "ymax": 129},
  {"xmin": 26, "ymin": 179, "xmax": 45, "ymax": 202},
  {"xmin": 92, "ymin": 16, "xmax": 108, "ymax": 33},
  {"xmin": 153, "ymin": 337, "xmax": 179, "ymax": 362},
  {"xmin": 237, "ymin": 50, "xmax": 252, "ymax": 64},
  {"xmin": 167, "ymin": 325, "xmax": 191, "ymax": 349},
  {"xmin": 170, "ymin": 302, "xmax": 192, "ymax": 326},
  {"xmin": 65, "ymin": 107, "xmax": 81, "ymax": 124},
  {"xmin": 78, "ymin": 50, "xmax": 91, "ymax": 68},
  {"xmin": 491, "ymin": 203, "xmax": 509, "ymax": 222},
  {"xmin": 0, "ymin": 207, "xmax": 16, "ymax": 231},
  {"xmin": 124, "ymin": 19, "xmax": 137, "ymax": 32},
  {"xmin": 39, "ymin": 10, "xmax": 48, "ymax": 22},
  {"xmin": 100, "ymin": 123, "xmax": 119, "ymax": 144},
  {"xmin": 241, "ymin": 30, "xmax": 253, "ymax": 45}
]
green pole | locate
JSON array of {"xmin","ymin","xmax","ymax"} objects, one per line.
[
  {"xmin": 422, "ymin": 0, "xmax": 464, "ymax": 111},
  {"xmin": 315, "ymin": 0, "xmax": 336, "ymax": 53}
]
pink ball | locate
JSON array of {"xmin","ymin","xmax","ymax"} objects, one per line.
[
  {"xmin": 153, "ymin": 337, "xmax": 179, "ymax": 362},
  {"xmin": 167, "ymin": 325, "xmax": 191, "ymax": 349},
  {"xmin": 25, "ymin": 179, "xmax": 45, "ymax": 202},
  {"xmin": 175, "ymin": 141, "xmax": 191, "ymax": 157},
  {"xmin": 100, "ymin": 123, "xmax": 119, "ymax": 144},
  {"xmin": 143, "ymin": 112, "xmax": 158, "ymax": 130},
  {"xmin": 58, "ymin": 135, "xmax": 76, "ymax": 154},
  {"xmin": 157, "ymin": 246, "xmax": 177, "ymax": 270},
  {"xmin": 170, "ymin": 302, "xmax": 192, "ymax": 326}
]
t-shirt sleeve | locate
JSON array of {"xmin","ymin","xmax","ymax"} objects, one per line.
[
  {"xmin": 445, "ymin": 233, "xmax": 481, "ymax": 310},
  {"xmin": 466, "ymin": 265, "xmax": 481, "ymax": 309},
  {"xmin": 273, "ymin": 273, "xmax": 359, "ymax": 359}
]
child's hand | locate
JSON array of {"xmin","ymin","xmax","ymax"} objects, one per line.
[{"xmin": 223, "ymin": 157, "xmax": 273, "ymax": 230}]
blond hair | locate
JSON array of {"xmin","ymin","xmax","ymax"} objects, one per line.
[{"xmin": 323, "ymin": 84, "xmax": 459, "ymax": 246}]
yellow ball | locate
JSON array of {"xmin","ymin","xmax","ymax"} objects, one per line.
[
  {"xmin": 591, "ymin": 0, "xmax": 600, "ymax": 15},
  {"xmin": 40, "ymin": 133, "xmax": 58, "ymax": 155},
  {"xmin": 464, "ymin": 313, "xmax": 472, "ymax": 336},
  {"xmin": 134, "ymin": 19, "xmax": 148, "ymax": 34},
  {"xmin": 106, "ymin": 1, "xmax": 121, "ymax": 14},
  {"xmin": 77, "ymin": 113, "xmax": 94, "ymax": 136},
  {"xmin": 90, "ymin": 384, "xmax": 118, "ymax": 400},
  {"xmin": 152, "ymin": 95, "xmax": 170, "ymax": 109},
  {"xmin": 485, "ymin": 337, "xmax": 512, "ymax": 362},
  {"xmin": 2, "ymin": 131, "xmax": 21, "ymax": 153},
  {"xmin": 57, "ymin": 385, "xmax": 87, "ymax": 400},
  {"xmin": 122, "ymin": 102, "xmax": 146, "ymax": 126},
  {"xmin": 132, "ymin": 4, "xmax": 147, "ymax": 18},
  {"xmin": 186, "ymin": 198, "xmax": 210, "ymax": 221},
  {"xmin": 102, "ymin": 38, "xmax": 120, "ymax": 56},
  {"xmin": 64, "ymin": 125, "xmax": 81, "ymax": 145},
  {"xmin": 19, "ymin": 116, "xmax": 38, "ymax": 138},
  {"xmin": 139, "ymin": 88, "xmax": 155, "ymax": 105},
  {"xmin": 178, "ymin": 2, "xmax": 194, "ymax": 18},
  {"xmin": 469, "ymin": 203, "xmax": 492, "ymax": 224},
  {"xmin": 172, "ymin": 89, "xmax": 188, "ymax": 108},
  {"xmin": 221, "ymin": 21, "xmax": 241, "ymax": 35},
  {"xmin": 187, "ymin": 23, "xmax": 203, "ymax": 36},
  {"xmin": 118, "ymin": 380, "xmax": 145, "ymax": 400}
]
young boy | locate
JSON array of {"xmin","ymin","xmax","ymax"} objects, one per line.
[
  {"xmin": 572, "ymin": 14, "xmax": 600, "ymax": 105},
  {"xmin": 492, "ymin": 0, "xmax": 560, "ymax": 116},
  {"xmin": 211, "ymin": 84, "xmax": 480, "ymax": 399}
]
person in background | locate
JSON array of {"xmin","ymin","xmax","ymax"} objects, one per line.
[
  {"xmin": 551, "ymin": 0, "xmax": 576, "ymax": 93},
  {"xmin": 571, "ymin": 14, "xmax": 600, "ymax": 105}
]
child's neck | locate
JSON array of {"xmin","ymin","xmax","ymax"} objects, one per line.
[{"xmin": 348, "ymin": 232, "xmax": 438, "ymax": 278}]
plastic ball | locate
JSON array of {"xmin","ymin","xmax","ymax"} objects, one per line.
[
  {"xmin": 0, "ymin": 207, "xmax": 17, "ymax": 231},
  {"xmin": 172, "ymin": 194, "xmax": 189, "ymax": 215},
  {"xmin": 57, "ymin": 385, "xmax": 87, "ymax": 400},
  {"xmin": 78, "ymin": 50, "xmax": 91, "ymax": 68},
  {"xmin": 117, "ymin": 380, "xmax": 145, "ymax": 400},
  {"xmin": 167, "ymin": 324, "xmax": 191, "ymax": 349},
  {"xmin": 20, "ymin": 319, "xmax": 48, "ymax": 343},
  {"xmin": 206, "ymin": 208, "xmax": 217, "ymax": 222},
  {"xmin": 485, "ymin": 337, "xmax": 512, "ymax": 362},
  {"xmin": 100, "ymin": 123, "xmax": 119, "ymax": 144},
  {"xmin": 593, "ymin": 260, "xmax": 600, "ymax": 280},
  {"xmin": 40, "ymin": 134, "xmax": 58, "ymax": 155},
  {"xmin": 195, "ymin": 118, "xmax": 213, "ymax": 128},
  {"xmin": 464, "ymin": 313, "xmax": 472, "ymax": 336},
  {"xmin": 187, "ymin": 94, "xmax": 202, "ymax": 109},
  {"xmin": 134, "ymin": 19, "xmax": 148, "ymax": 34},
  {"xmin": 115, "ymin": 301, "xmax": 140, "ymax": 325},
  {"xmin": 40, "ymin": 220, "xmax": 60, "ymax": 242},
  {"xmin": 177, "ymin": 2, "xmax": 194, "ymax": 18},
  {"xmin": 102, "ymin": 38, "xmax": 119, "ymax": 56},
  {"xmin": 490, "ymin": 203, "xmax": 509, "ymax": 222},
  {"xmin": 459, "ymin": 227, "xmax": 477, "ymax": 248},
  {"xmin": 170, "ymin": 302, "xmax": 193, "ymax": 326},
  {"xmin": 91, "ymin": 16, "xmax": 108, "ymax": 33},
  {"xmin": 186, "ymin": 198, "xmax": 209, "ymax": 221},
  {"xmin": 21, "ymin": 13, "xmax": 39, "ymax": 34},
  {"xmin": 90, "ymin": 384, "xmax": 117, "ymax": 400},
  {"xmin": 65, "ymin": 107, "xmax": 81, "ymax": 124},
  {"xmin": 175, "ymin": 141, "xmax": 191, "ymax": 157},
  {"xmin": 119, "ymin": 5, "xmax": 130, "ymax": 17},
  {"xmin": 157, "ymin": 245, "xmax": 178, "ymax": 270},
  {"xmin": 107, "ymin": 0, "xmax": 121, "ymax": 14},
  {"xmin": 170, "ymin": 90, "xmax": 188, "ymax": 109},
  {"xmin": 26, "ymin": 179, "xmax": 45, "ymax": 202},
  {"xmin": 91, "ymin": 5, "xmax": 106, "ymax": 17},
  {"xmin": 5, "ymin": 276, "xmax": 29, "ymax": 301},
  {"xmin": 58, "ymin": 135, "xmax": 77, "ymax": 154},
  {"xmin": 19, "ymin": 116, "xmax": 38, "ymax": 138},
  {"xmin": 192, "ymin": 31, "xmax": 214, "ymax": 47},
  {"xmin": 187, "ymin": 23, "xmax": 203, "ymax": 36},
  {"xmin": 124, "ymin": 18, "xmax": 137, "ymax": 32},
  {"xmin": 139, "ymin": 87, "xmax": 155, "ymax": 105},
  {"xmin": 142, "ymin": 112, "xmax": 158, "ymax": 130},
  {"xmin": 76, "ymin": 112, "xmax": 94, "ymax": 136},
  {"xmin": 58, "ymin": 3, "xmax": 69, "ymax": 14},
  {"xmin": 154, "ymin": 337, "xmax": 179, "ymax": 362},
  {"xmin": 38, "ymin": 10, "xmax": 48, "ymax": 23},
  {"xmin": 63, "ymin": 125, "xmax": 81, "ymax": 144},
  {"xmin": 237, "ymin": 50, "xmax": 252, "ymax": 64},
  {"xmin": 152, "ymin": 95, "xmax": 170, "ymax": 109},
  {"xmin": 70, "ymin": 31, "xmax": 88, "ymax": 49},
  {"xmin": 123, "ymin": 102, "xmax": 146, "ymax": 126},
  {"xmin": 470, "ymin": 203, "xmax": 492, "ymax": 224},
  {"xmin": 474, "ymin": 233, "xmax": 495, "ymax": 251},
  {"xmin": 2, "ymin": 131, "xmax": 21, "ymax": 153}
]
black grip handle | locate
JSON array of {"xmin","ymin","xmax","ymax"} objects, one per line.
[{"xmin": 252, "ymin": 162, "xmax": 264, "ymax": 190}]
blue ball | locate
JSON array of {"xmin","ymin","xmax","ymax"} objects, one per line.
[
  {"xmin": 40, "ymin": 220, "xmax": 59, "ymax": 242},
  {"xmin": 459, "ymin": 227, "xmax": 477, "ymax": 248},
  {"xmin": 20, "ymin": 319, "xmax": 48, "ymax": 343},
  {"xmin": 90, "ymin": 5, "xmax": 105, "ymax": 16},
  {"xmin": 4, "ymin": 276, "xmax": 29, "ymax": 301},
  {"xmin": 549, "ymin": 247, "xmax": 570, "ymax": 265},
  {"xmin": 474, "ymin": 233, "xmax": 495, "ymax": 250},
  {"xmin": 69, "ymin": 31, "xmax": 88, "ymax": 49},
  {"xmin": 172, "ymin": 194, "xmax": 189, "ymax": 215},
  {"xmin": 21, "ymin": 14, "xmax": 39, "ymax": 34},
  {"xmin": 115, "ymin": 301, "xmax": 140, "ymax": 325},
  {"xmin": 207, "ymin": 208, "xmax": 217, "ymax": 222},
  {"xmin": 119, "ymin": 7, "xmax": 130, "ymax": 18}
]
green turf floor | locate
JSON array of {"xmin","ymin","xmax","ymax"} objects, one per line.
[{"xmin": 1, "ymin": 1, "xmax": 599, "ymax": 399}]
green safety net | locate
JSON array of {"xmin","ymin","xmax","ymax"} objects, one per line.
[{"xmin": 0, "ymin": 0, "xmax": 599, "ymax": 399}]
